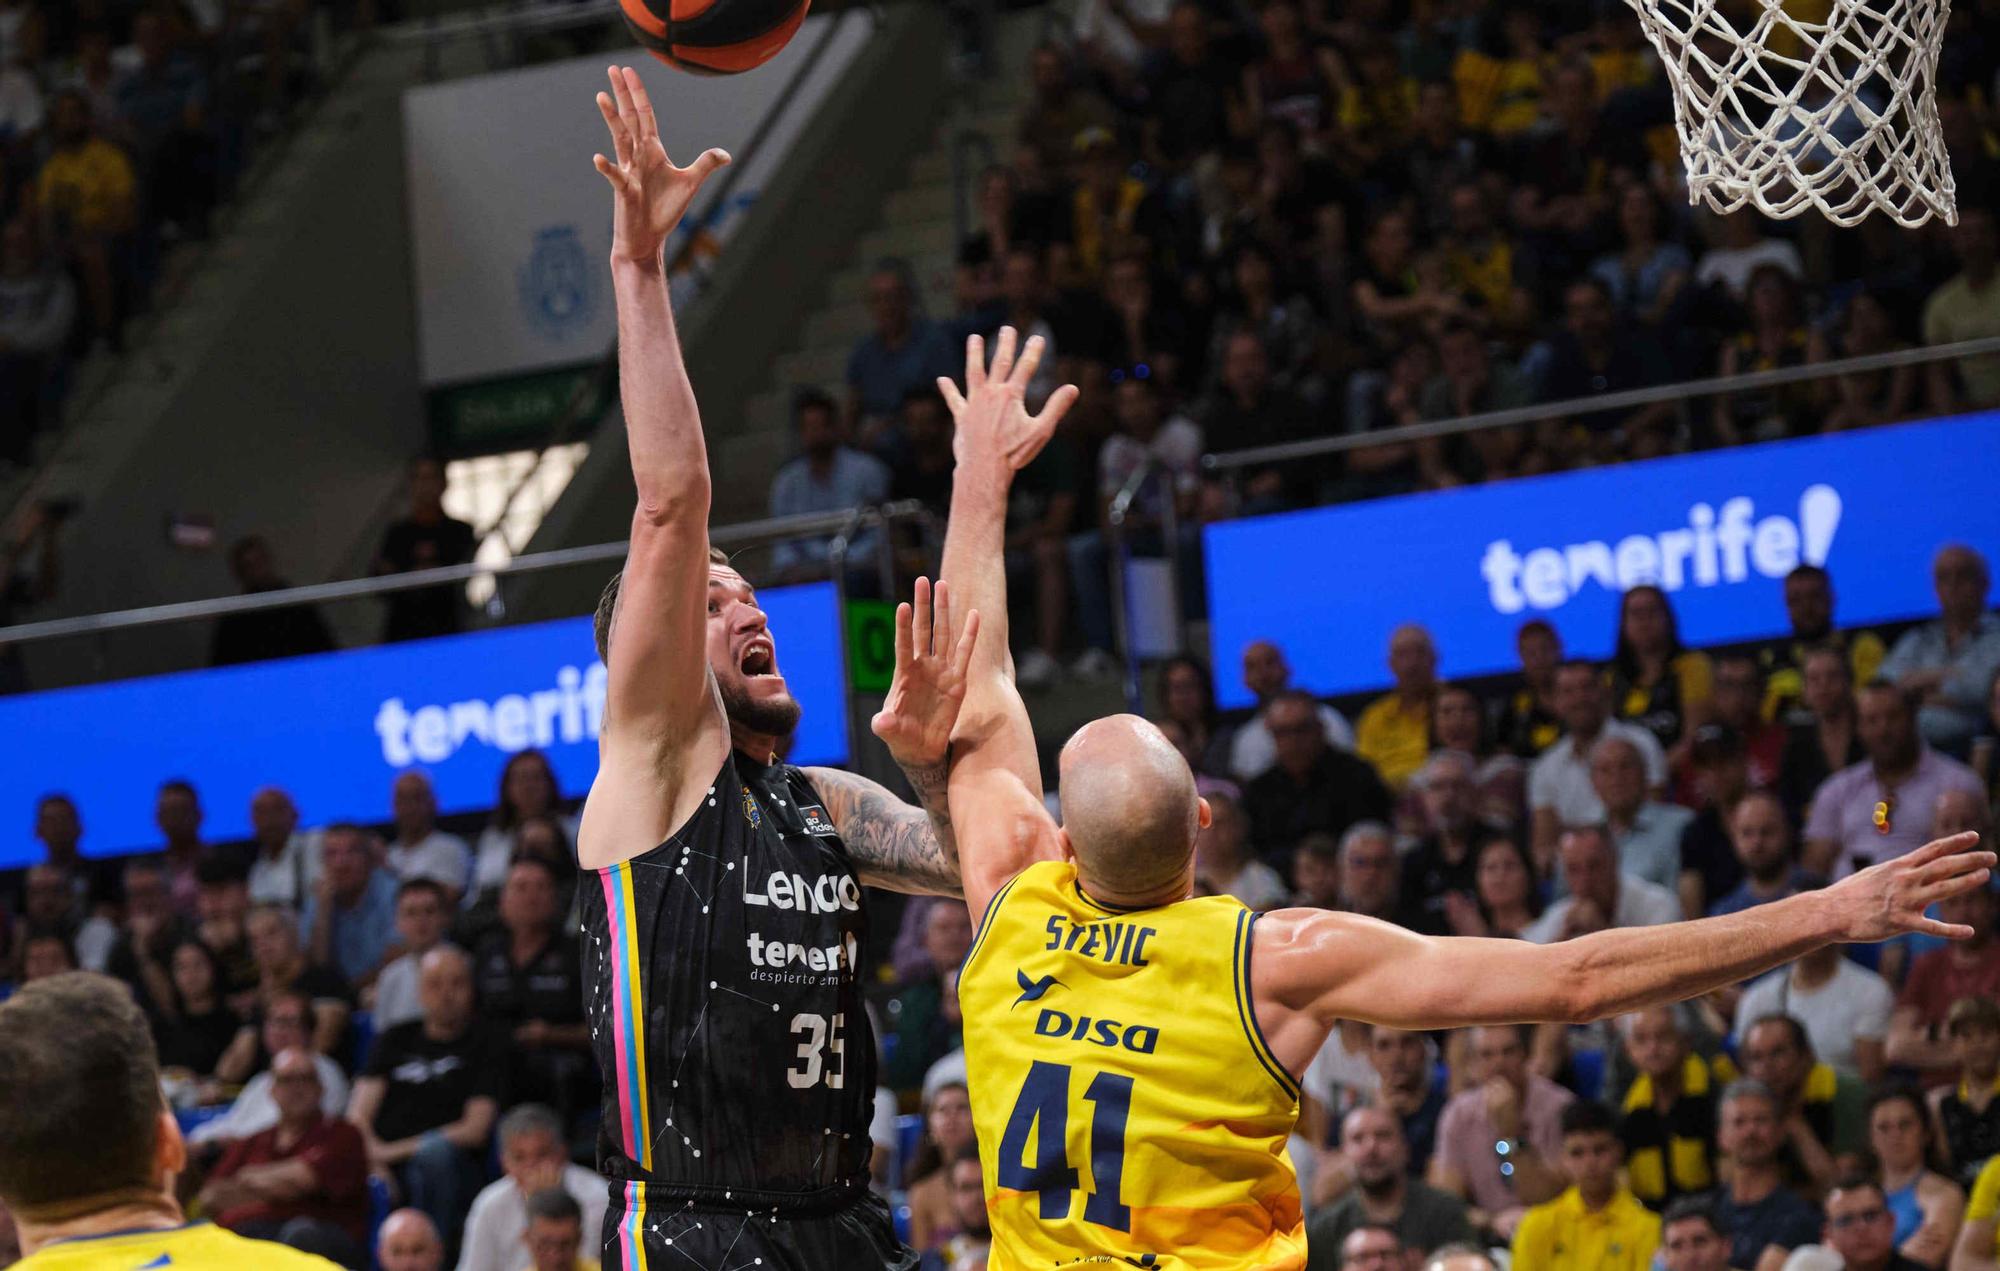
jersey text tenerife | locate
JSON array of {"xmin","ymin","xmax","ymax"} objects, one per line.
[{"xmin": 958, "ymin": 860, "xmax": 1306, "ymax": 1269}]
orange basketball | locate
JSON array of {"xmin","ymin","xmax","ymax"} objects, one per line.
[{"xmin": 619, "ymin": 0, "xmax": 810, "ymax": 75}]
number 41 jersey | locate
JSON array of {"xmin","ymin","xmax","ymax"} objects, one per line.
[{"xmin": 957, "ymin": 860, "xmax": 1308, "ymax": 1270}]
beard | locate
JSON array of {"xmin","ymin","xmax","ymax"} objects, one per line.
[{"xmin": 720, "ymin": 678, "xmax": 803, "ymax": 738}]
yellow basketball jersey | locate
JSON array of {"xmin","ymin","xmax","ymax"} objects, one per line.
[
  {"xmin": 958, "ymin": 860, "xmax": 1307, "ymax": 1270},
  {"xmin": 15, "ymin": 1221, "xmax": 341, "ymax": 1270}
]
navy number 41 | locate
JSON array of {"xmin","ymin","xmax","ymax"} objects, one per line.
[{"xmin": 996, "ymin": 1060, "xmax": 1135, "ymax": 1231}]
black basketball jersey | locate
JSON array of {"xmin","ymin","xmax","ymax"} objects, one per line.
[{"xmin": 580, "ymin": 750, "xmax": 878, "ymax": 1206}]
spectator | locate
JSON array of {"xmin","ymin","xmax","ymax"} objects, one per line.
[
  {"xmin": 1709, "ymin": 655, "xmax": 1788, "ymax": 793},
  {"xmin": 1292, "ymin": 832, "xmax": 1343, "ymax": 908},
  {"xmin": 1693, "ymin": 211, "xmax": 1804, "ymax": 304},
  {"xmin": 1426, "ymin": 683, "xmax": 1528, "ymax": 829},
  {"xmin": 1956, "ymin": 1154, "xmax": 2000, "ymax": 1271},
  {"xmin": 885, "ymin": 904, "xmax": 972, "ymax": 1097},
  {"xmin": 1356, "ymin": 625, "xmax": 1441, "ymax": 792},
  {"xmin": 1421, "ymin": 326, "xmax": 1538, "ymax": 488},
  {"xmin": 906, "ymin": 1082, "xmax": 976, "ymax": 1251},
  {"xmin": 1302, "ymin": 1018, "xmax": 1382, "ymax": 1194},
  {"xmin": 1619, "ymin": 1004, "xmax": 1735, "ymax": 1211},
  {"xmin": 1779, "ymin": 646, "xmax": 1868, "ymax": 828},
  {"xmin": 1064, "ymin": 130, "xmax": 1164, "ymax": 285},
  {"xmin": 0, "ymin": 218, "xmax": 75, "ymax": 465},
  {"xmin": 916, "ymin": 1144, "xmax": 990, "ymax": 1271},
  {"xmin": 1735, "ymin": 939, "xmax": 1893, "ymax": 1083},
  {"xmin": 1536, "ymin": 277, "xmax": 1675, "ymax": 457},
  {"xmin": 15, "ymin": 861, "xmax": 115, "ymax": 972},
  {"xmin": 1524, "ymin": 826, "xmax": 1680, "ymax": 943},
  {"xmin": 1922, "ymin": 208, "xmax": 2000, "ymax": 412},
  {"xmin": 458, "ymin": 1105, "xmax": 606, "ymax": 1271},
  {"xmin": 112, "ymin": 10, "xmax": 215, "ymax": 238},
  {"xmin": 1194, "ymin": 789, "xmax": 1288, "ymax": 909},
  {"xmin": 1887, "ymin": 873, "xmax": 2000, "ymax": 1081},
  {"xmin": 1816, "ymin": 288, "xmax": 1919, "ymax": 432},
  {"xmin": 1591, "ymin": 733, "xmax": 1695, "ymax": 895},
  {"xmin": 1511, "ymin": 1099, "xmax": 1662, "ymax": 1270},
  {"xmin": 194, "ymin": 989, "xmax": 352, "ymax": 1149},
  {"xmin": 1591, "ymin": 184, "xmax": 1691, "ymax": 329},
  {"xmin": 1709, "ymin": 1077, "xmax": 1825, "ymax": 1269},
  {"xmin": 208, "ymin": 535, "xmax": 335, "ymax": 667},
  {"xmin": 154, "ymin": 937, "xmax": 243, "ymax": 1079},
  {"xmin": 348, "ymin": 946, "xmax": 502, "ymax": 1251},
  {"xmin": 1101, "ymin": 249, "xmax": 1193, "ymax": 386},
  {"xmin": 1881, "ymin": 790, "xmax": 1996, "ymax": 987},
  {"xmin": 377, "ymin": 1209, "xmax": 446, "ymax": 1271},
  {"xmin": 1398, "ymin": 751, "xmax": 1489, "ymax": 935},
  {"xmin": 1228, "ymin": 641, "xmax": 1355, "ymax": 781},
  {"xmin": 517, "ymin": 1188, "xmax": 591, "ymax": 1271},
  {"xmin": 1154, "ymin": 655, "xmax": 1233, "ymax": 778},
  {"xmin": 1017, "ymin": 43, "xmax": 1115, "ymax": 170},
  {"xmin": 1242, "ymin": 691, "xmax": 1394, "ymax": 860},
  {"xmin": 1738, "ymin": 1015, "xmax": 1867, "ymax": 1191},
  {"xmin": 1200, "ymin": 330, "xmax": 1317, "ymax": 511},
  {"xmin": 1424, "ymin": 1247, "xmax": 1500, "ymax": 1271},
  {"xmin": 766, "ymin": 388, "xmax": 890, "ymax": 581},
  {"xmin": 1880, "ymin": 546, "xmax": 2000, "ymax": 756},
  {"xmin": 1317, "ymin": 1223, "xmax": 1408, "ymax": 1271},
  {"xmin": 1930, "ymin": 996, "xmax": 2000, "ymax": 1189},
  {"xmin": 469, "ymin": 751, "xmax": 578, "ymax": 911},
  {"xmin": 1528, "ymin": 661, "xmax": 1667, "ymax": 866},
  {"xmin": 1822, "ymin": 1174, "xmax": 1946, "ymax": 1271},
  {"xmin": 1336, "ymin": 822, "xmax": 1403, "ymax": 924},
  {"xmin": 1310, "ymin": 1104, "xmax": 1474, "ymax": 1268},
  {"xmin": 37, "ymin": 89, "xmax": 134, "ymax": 350},
  {"xmin": 199, "ymin": 1047, "xmax": 368, "ymax": 1269},
  {"xmin": 1137, "ymin": 2, "xmax": 1238, "ymax": 176},
  {"xmin": 195, "ymin": 854, "xmax": 259, "ymax": 1008},
  {"xmin": 883, "ymin": 387, "xmax": 955, "ymax": 517},
  {"xmin": 368, "ymin": 878, "xmax": 453, "ymax": 1033},
  {"xmin": 1660, "ymin": 1197, "xmax": 1738, "ymax": 1271},
  {"xmin": 243, "ymin": 903, "xmax": 351, "ymax": 1058},
  {"xmin": 14, "ymin": 929, "xmax": 73, "ymax": 982},
  {"xmin": 245, "ymin": 785, "xmax": 318, "ymax": 910},
  {"xmin": 1712, "ymin": 266, "xmax": 1815, "ymax": 444},
  {"xmin": 847, "ymin": 260, "xmax": 956, "ymax": 432},
  {"xmin": 1444, "ymin": 836, "xmax": 1542, "ymax": 939},
  {"xmin": 1612, "ymin": 585, "xmax": 1713, "ymax": 761},
  {"xmin": 1762, "ymin": 565, "xmax": 1888, "ymax": 726},
  {"xmin": 473, "ymin": 857, "xmax": 588, "ymax": 1111},
  {"xmin": 1678, "ymin": 725, "xmax": 1754, "ymax": 916},
  {"xmin": 1431, "ymin": 1024, "xmax": 1573, "ymax": 1237},
  {"xmin": 385, "ymin": 772, "xmax": 469, "ymax": 901},
  {"xmin": 105, "ymin": 859, "xmax": 190, "ymax": 1017},
  {"xmin": 152, "ymin": 777, "xmax": 208, "ymax": 916},
  {"xmin": 1496, "ymin": 619, "xmax": 1566, "ymax": 760},
  {"xmin": 1869, "ymin": 1086, "xmax": 1968, "ymax": 1265},
  {"xmin": 304, "ymin": 824, "xmax": 399, "ymax": 989},
  {"xmin": 373, "ymin": 456, "xmax": 476, "ymax": 643},
  {"xmin": 1804, "ymin": 680, "xmax": 1984, "ymax": 879}
]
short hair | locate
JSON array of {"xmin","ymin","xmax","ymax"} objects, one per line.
[
  {"xmin": 1827, "ymin": 1171, "xmax": 1886, "ymax": 1206},
  {"xmin": 1423, "ymin": 1245, "xmax": 1497, "ymax": 1270},
  {"xmin": 396, "ymin": 877, "xmax": 448, "ymax": 906},
  {"xmin": 247, "ymin": 902, "xmax": 299, "ymax": 941},
  {"xmin": 263, "ymin": 986, "xmax": 314, "ymax": 1024},
  {"xmin": 35, "ymin": 792, "xmax": 76, "ymax": 816},
  {"xmin": 1559, "ymin": 1098, "xmax": 1618, "ymax": 1138},
  {"xmin": 1744, "ymin": 1013, "xmax": 1814, "ymax": 1056},
  {"xmin": 1661, "ymin": 1195, "xmax": 1726, "ymax": 1236},
  {"xmin": 507, "ymin": 853, "xmax": 561, "ymax": 887},
  {"xmin": 1339, "ymin": 821, "xmax": 1392, "ymax": 857},
  {"xmin": 1344, "ymin": 1222, "xmax": 1406, "ymax": 1251},
  {"xmin": 594, "ymin": 546, "xmax": 734, "ymax": 664},
  {"xmin": 1858, "ymin": 676, "xmax": 1917, "ymax": 712},
  {"xmin": 194, "ymin": 854, "xmax": 248, "ymax": 887},
  {"xmin": 0, "ymin": 973, "xmax": 164, "ymax": 1211},
  {"xmin": 1786, "ymin": 563, "xmax": 1830, "ymax": 588},
  {"xmin": 1719, "ymin": 1076, "xmax": 1781, "ymax": 1112},
  {"xmin": 1588, "ymin": 732, "xmax": 1645, "ymax": 766},
  {"xmin": 498, "ymin": 1103, "xmax": 564, "ymax": 1149},
  {"xmin": 952, "ymin": 1140, "xmax": 982, "ymax": 1168},
  {"xmin": 1294, "ymin": 832, "xmax": 1341, "ymax": 863},
  {"xmin": 525, "ymin": 1186, "xmax": 583, "ymax": 1227},
  {"xmin": 1414, "ymin": 749, "xmax": 1476, "ymax": 790},
  {"xmin": 792, "ymin": 386, "xmax": 838, "ymax": 427},
  {"xmin": 158, "ymin": 778, "xmax": 198, "ymax": 801},
  {"xmin": 1554, "ymin": 658, "xmax": 1602, "ymax": 680}
]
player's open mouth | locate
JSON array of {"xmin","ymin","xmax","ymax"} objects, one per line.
[{"xmin": 740, "ymin": 643, "xmax": 775, "ymax": 676}]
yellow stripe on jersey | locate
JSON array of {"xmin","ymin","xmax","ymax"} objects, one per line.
[
  {"xmin": 959, "ymin": 860, "xmax": 1307, "ymax": 1270},
  {"xmin": 16, "ymin": 1221, "xmax": 341, "ymax": 1270}
]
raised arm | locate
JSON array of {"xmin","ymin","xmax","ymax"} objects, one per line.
[
  {"xmin": 578, "ymin": 67, "xmax": 732, "ymax": 871},
  {"xmin": 1254, "ymin": 832, "xmax": 1991, "ymax": 1074}
]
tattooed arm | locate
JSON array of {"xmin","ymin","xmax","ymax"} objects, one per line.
[{"xmin": 802, "ymin": 765, "xmax": 962, "ymax": 898}]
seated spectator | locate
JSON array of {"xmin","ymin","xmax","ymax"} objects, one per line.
[
  {"xmin": 1430, "ymin": 1024, "xmax": 1573, "ymax": 1237},
  {"xmin": 1335, "ymin": 823, "xmax": 1403, "ymax": 924},
  {"xmin": 1822, "ymin": 1173, "xmax": 1946, "ymax": 1271},
  {"xmin": 1930, "ymin": 996, "xmax": 2000, "ymax": 1189},
  {"xmin": 1135, "ymin": 4, "xmax": 1237, "ymax": 179},
  {"xmin": 377, "ymin": 1209, "xmax": 445, "ymax": 1271},
  {"xmin": 1016, "ymin": 42, "xmax": 1115, "ymax": 171},
  {"xmin": 1763, "ymin": 565, "xmax": 1888, "ymax": 726},
  {"xmin": 245, "ymin": 786, "xmax": 318, "ymax": 910},
  {"xmin": 1591, "ymin": 184, "xmax": 1691, "ymax": 329},
  {"xmin": 767, "ymin": 387, "xmax": 891, "ymax": 583},
  {"xmin": 372, "ymin": 456, "xmax": 476, "ymax": 643},
  {"xmin": 847, "ymin": 260, "xmax": 956, "ymax": 433},
  {"xmin": 1736, "ymin": 939, "xmax": 1893, "ymax": 1083},
  {"xmin": 16, "ymin": 861, "xmax": 115, "ymax": 972},
  {"xmin": 14, "ymin": 930, "xmax": 75, "ymax": 982},
  {"xmin": 469, "ymin": 751, "xmax": 579, "ymax": 911},
  {"xmin": 1292, "ymin": 833, "xmax": 1343, "ymax": 908},
  {"xmin": 37, "ymin": 89, "xmax": 135, "ymax": 349},
  {"xmin": 1712, "ymin": 265, "xmax": 1815, "ymax": 445},
  {"xmin": 367, "ymin": 879, "xmax": 453, "ymax": 1034},
  {"xmin": 151, "ymin": 778, "xmax": 210, "ymax": 917},
  {"xmin": 1880, "ymin": 546, "xmax": 2000, "ymax": 757},
  {"xmin": 1420, "ymin": 325, "xmax": 1538, "ymax": 487},
  {"xmin": 1815, "ymin": 288, "xmax": 1919, "ymax": 432},
  {"xmin": 1307, "ymin": 1106, "xmax": 1474, "ymax": 1267},
  {"xmin": 906, "ymin": 1081, "xmax": 976, "ymax": 1251},
  {"xmin": 195, "ymin": 989, "xmax": 351, "ymax": 1149},
  {"xmin": 208, "ymin": 535, "xmax": 336, "ymax": 667},
  {"xmin": 459, "ymin": 1105, "xmax": 606, "ymax": 1271},
  {"xmin": 517, "ymin": 1188, "xmax": 592, "ymax": 1271},
  {"xmin": 0, "ymin": 218, "xmax": 76, "ymax": 466},
  {"xmin": 883, "ymin": 387, "xmax": 955, "ymax": 518},
  {"xmin": 1868, "ymin": 1086, "xmax": 1968, "ymax": 1265},
  {"xmin": 1709, "ymin": 1077, "xmax": 1825, "ymax": 1268},
  {"xmin": 473, "ymin": 857, "xmax": 588, "ymax": 1112},
  {"xmin": 244, "ymin": 902, "xmax": 351, "ymax": 1057},
  {"xmin": 1528, "ymin": 661, "xmax": 1667, "ymax": 867},
  {"xmin": 347, "ymin": 946, "xmax": 502, "ymax": 1252},
  {"xmin": 1428, "ymin": 684, "xmax": 1527, "ymax": 829},
  {"xmin": 384, "ymin": 772, "xmax": 469, "ymax": 901},
  {"xmin": 1311, "ymin": 1024, "xmax": 1449, "ymax": 1205},
  {"xmin": 1229, "ymin": 640, "xmax": 1355, "ymax": 781},
  {"xmin": 1660, "ymin": 1197, "xmax": 1737, "ymax": 1271},
  {"xmin": 1738, "ymin": 1015, "xmax": 1867, "ymax": 1191},
  {"xmin": 1303, "ymin": 1020, "xmax": 1381, "ymax": 1175},
  {"xmin": 916, "ymin": 1144, "xmax": 989, "ymax": 1271},
  {"xmin": 1678, "ymin": 726, "xmax": 1754, "ymax": 916},
  {"xmin": 1194, "ymin": 789, "xmax": 1288, "ymax": 909},
  {"xmin": 1921, "ymin": 208, "xmax": 2000, "ymax": 413},
  {"xmin": 1955, "ymin": 1153, "xmax": 2000, "ymax": 1270},
  {"xmin": 1100, "ymin": 253, "xmax": 1193, "ymax": 388},
  {"xmin": 884, "ymin": 904, "xmax": 972, "ymax": 1097},
  {"xmin": 1242, "ymin": 691, "xmax": 1394, "ymax": 862},
  {"xmin": 1708, "ymin": 655, "xmax": 1787, "ymax": 793},
  {"xmin": 1779, "ymin": 646, "xmax": 1866, "ymax": 829},
  {"xmin": 1512, "ymin": 1099, "xmax": 1662, "ymax": 1270},
  {"xmin": 1200, "ymin": 330, "xmax": 1317, "ymax": 511},
  {"xmin": 1612, "ymin": 586, "xmax": 1713, "ymax": 761},
  {"xmin": 1880, "ymin": 790, "xmax": 1995, "ymax": 987},
  {"xmin": 155, "ymin": 937, "xmax": 243, "ymax": 1079},
  {"xmin": 1535, "ymin": 278, "xmax": 1675, "ymax": 458},
  {"xmin": 1423, "ymin": 1246, "xmax": 1500, "ymax": 1271},
  {"xmin": 1887, "ymin": 874, "xmax": 2000, "ymax": 1082},
  {"xmin": 1619, "ymin": 1005, "xmax": 1736, "ymax": 1211},
  {"xmin": 1398, "ymin": 751, "xmax": 1490, "ymax": 935},
  {"xmin": 1355, "ymin": 625, "xmax": 1440, "ymax": 792},
  {"xmin": 1445, "ymin": 836, "xmax": 1542, "ymax": 940},
  {"xmin": 1693, "ymin": 210, "xmax": 1804, "ymax": 304},
  {"xmin": 305, "ymin": 824, "xmax": 399, "ymax": 990},
  {"xmin": 198, "ymin": 1047, "xmax": 368, "ymax": 1269},
  {"xmin": 113, "ymin": 10, "xmax": 216, "ymax": 238},
  {"xmin": 105, "ymin": 859, "xmax": 191, "ymax": 1017},
  {"xmin": 1209, "ymin": 240, "xmax": 1317, "ymax": 394},
  {"xmin": 1804, "ymin": 680, "xmax": 1984, "ymax": 879},
  {"xmin": 1496, "ymin": 619, "xmax": 1566, "ymax": 760},
  {"xmin": 1153, "ymin": 655, "xmax": 1233, "ymax": 778},
  {"xmin": 1524, "ymin": 826, "xmax": 1680, "ymax": 944},
  {"xmin": 1591, "ymin": 733, "xmax": 1695, "ymax": 895}
]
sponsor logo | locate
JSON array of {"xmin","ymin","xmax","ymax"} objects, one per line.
[
  {"xmin": 1034, "ymin": 1007, "xmax": 1160, "ymax": 1054},
  {"xmin": 741, "ymin": 860, "xmax": 861, "ymax": 914},
  {"xmin": 742, "ymin": 790, "xmax": 762, "ymax": 829},
  {"xmin": 746, "ymin": 929, "xmax": 859, "ymax": 975},
  {"xmin": 373, "ymin": 663, "xmax": 606, "ymax": 767},
  {"xmin": 1012, "ymin": 969, "xmax": 1066, "ymax": 1009},
  {"xmin": 798, "ymin": 803, "xmax": 838, "ymax": 837}
]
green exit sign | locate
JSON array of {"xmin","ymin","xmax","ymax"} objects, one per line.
[{"xmin": 845, "ymin": 599, "xmax": 898, "ymax": 694}]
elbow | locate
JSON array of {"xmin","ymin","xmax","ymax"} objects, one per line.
[{"xmin": 634, "ymin": 477, "xmax": 711, "ymax": 528}]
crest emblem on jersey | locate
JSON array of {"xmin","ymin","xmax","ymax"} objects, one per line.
[
  {"xmin": 1012, "ymin": 968, "xmax": 1066, "ymax": 1008},
  {"xmin": 517, "ymin": 224, "xmax": 598, "ymax": 341},
  {"xmin": 798, "ymin": 804, "xmax": 837, "ymax": 837},
  {"xmin": 741, "ymin": 789, "xmax": 761, "ymax": 828}
]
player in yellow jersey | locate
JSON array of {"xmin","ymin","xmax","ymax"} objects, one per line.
[
  {"xmin": 0, "ymin": 973, "xmax": 340, "ymax": 1271},
  {"xmin": 865, "ymin": 325, "xmax": 1998, "ymax": 1271}
]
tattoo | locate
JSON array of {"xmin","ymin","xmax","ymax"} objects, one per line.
[{"xmin": 802, "ymin": 767, "xmax": 963, "ymax": 899}]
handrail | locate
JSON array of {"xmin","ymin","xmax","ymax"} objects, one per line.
[
  {"xmin": 384, "ymin": 1, "xmax": 622, "ymax": 45},
  {"xmin": 1202, "ymin": 333, "xmax": 2000, "ymax": 471},
  {"xmin": 0, "ymin": 501, "xmax": 929, "ymax": 647}
]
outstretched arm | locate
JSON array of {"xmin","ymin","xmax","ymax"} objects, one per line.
[
  {"xmin": 1254, "ymin": 833, "xmax": 1992, "ymax": 1075},
  {"xmin": 578, "ymin": 66, "xmax": 732, "ymax": 871}
]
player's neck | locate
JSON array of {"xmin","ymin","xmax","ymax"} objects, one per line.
[
  {"xmin": 17, "ymin": 1192, "xmax": 184, "ymax": 1256},
  {"xmin": 730, "ymin": 722, "xmax": 781, "ymax": 766},
  {"xmin": 1079, "ymin": 865, "xmax": 1194, "ymax": 911}
]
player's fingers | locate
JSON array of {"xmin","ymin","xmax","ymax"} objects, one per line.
[
  {"xmin": 595, "ymin": 92, "xmax": 633, "ymax": 165},
  {"xmin": 1033, "ymin": 383, "xmax": 1082, "ymax": 433},
  {"xmin": 912, "ymin": 577, "xmax": 933, "ymax": 661},
  {"xmin": 1010, "ymin": 334, "xmax": 1046, "ymax": 391},
  {"xmin": 892, "ymin": 600, "xmax": 913, "ymax": 668},
  {"xmin": 868, "ymin": 709, "xmax": 895, "ymax": 741},
  {"xmin": 1903, "ymin": 831, "xmax": 1981, "ymax": 869},
  {"xmin": 623, "ymin": 66, "xmax": 658, "ymax": 141},
  {"xmin": 936, "ymin": 377, "xmax": 966, "ymax": 416},
  {"xmin": 951, "ymin": 610, "xmax": 981, "ymax": 681},
  {"xmin": 1919, "ymin": 918, "xmax": 1977, "ymax": 941},
  {"xmin": 932, "ymin": 579, "xmax": 952, "ymax": 655},
  {"xmin": 989, "ymin": 325, "xmax": 1018, "ymax": 386},
  {"xmin": 1916, "ymin": 866, "xmax": 1992, "ymax": 907},
  {"xmin": 592, "ymin": 154, "xmax": 624, "ymax": 190},
  {"xmin": 606, "ymin": 66, "xmax": 636, "ymax": 134},
  {"xmin": 1915, "ymin": 847, "xmax": 1996, "ymax": 885},
  {"xmin": 964, "ymin": 335, "xmax": 986, "ymax": 392},
  {"xmin": 686, "ymin": 147, "xmax": 731, "ymax": 186}
]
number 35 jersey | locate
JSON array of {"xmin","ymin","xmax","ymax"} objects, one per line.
[
  {"xmin": 957, "ymin": 860, "xmax": 1307, "ymax": 1269},
  {"xmin": 579, "ymin": 750, "xmax": 877, "ymax": 1204}
]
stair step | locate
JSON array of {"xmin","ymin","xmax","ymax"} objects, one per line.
[
  {"xmin": 803, "ymin": 300, "xmax": 877, "ymax": 350},
  {"xmin": 856, "ymin": 217, "xmax": 958, "ymax": 266},
  {"xmin": 773, "ymin": 346, "xmax": 850, "ymax": 394}
]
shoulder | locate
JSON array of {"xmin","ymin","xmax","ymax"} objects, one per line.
[
  {"xmin": 215, "ymin": 1227, "xmax": 346, "ymax": 1267},
  {"xmin": 466, "ymin": 1173, "xmax": 513, "ymax": 1218}
]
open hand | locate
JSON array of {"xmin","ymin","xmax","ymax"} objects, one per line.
[
  {"xmin": 870, "ymin": 578, "xmax": 980, "ymax": 769},
  {"xmin": 1833, "ymin": 831, "xmax": 1992, "ymax": 943},
  {"xmin": 937, "ymin": 327, "xmax": 1079, "ymax": 474},
  {"xmin": 593, "ymin": 66, "xmax": 730, "ymax": 268}
]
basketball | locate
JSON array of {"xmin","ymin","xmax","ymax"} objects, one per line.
[{"xmin": 619, "ymin": 0, "xmax": 811, "ymax": 74}]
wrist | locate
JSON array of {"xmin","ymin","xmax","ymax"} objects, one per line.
[{"xmin": 610, "ymin": 250, "xmax": 666, "ymax": 280}]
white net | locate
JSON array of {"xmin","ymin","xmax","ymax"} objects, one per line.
[{"xmin": 1624, "ymin": 0, "xmax": 1958, "ymax": 226}]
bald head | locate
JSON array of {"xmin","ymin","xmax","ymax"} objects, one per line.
[
  {"xmin": 377, "ymin": 1208, "xmax": 444, "ymax": 1271},
  {"xmin": 1059, "ymin": 715, "xmax": 1205, "ymax": 899}
]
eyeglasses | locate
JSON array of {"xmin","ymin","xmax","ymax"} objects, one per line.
[{"xmin": 1829, "ymin": 1207, "xmax": 1889, "ymax": 1229}]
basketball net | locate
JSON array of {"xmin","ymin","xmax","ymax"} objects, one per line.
[{"xmin": 1625, "ymin": 0, "xmax": 1958, "ymax": 226}]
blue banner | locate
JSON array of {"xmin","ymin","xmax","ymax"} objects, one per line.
[
  {"xmin": 1205, "ymin": 413, "xmax": 2000, "ymax": 709},
  {"xmin": 1, "ymin": 582, "xmax": 848, "ymax": 866}
]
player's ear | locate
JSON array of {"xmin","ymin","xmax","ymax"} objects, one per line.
[
  {"xmin": 1056, "ymin": 826, "xmax": 1077, "ymax": 865},
  {"xmin": 1196, "ymin": 797, "xmax": 1212, "ymax": 831},
  {"xmin": 155, "ymin": 1107, "xmax": 187, "ymax": 1182}
]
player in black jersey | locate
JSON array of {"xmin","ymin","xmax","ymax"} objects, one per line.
[{"xmin": 578, "ymin": 67, "xmax": 965, "ymax": 1270}]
